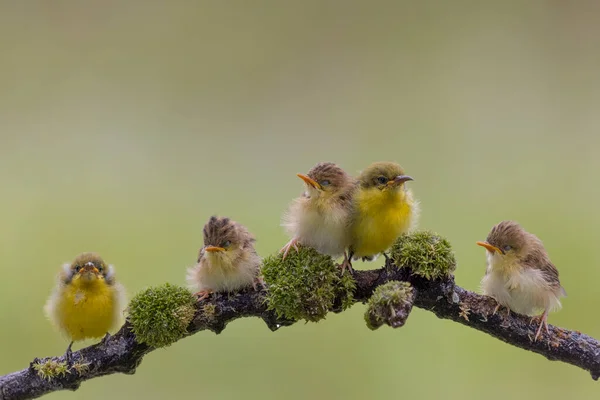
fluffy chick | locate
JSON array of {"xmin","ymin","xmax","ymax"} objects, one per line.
[
  {"xmin": 349, "ymin": 161, "xmax": 419, "ymax": 262},
  {"xmin": 187, "ymin": 216, "xmax": 261, "ymax": 300},
  {"xmin": 280, "ymin": 162, "xmax": 356, "ymax": 268},
  {"xmin": 477, "ymin": 220, "xmax": 566, "ymax": 341},
  {"xmin": 44, "ymin": 252, "xmax": 126, "ymax": 360}
]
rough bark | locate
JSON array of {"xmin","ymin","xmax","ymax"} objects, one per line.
[{"xmin": 1, "ymin": 260, "xmax": 598, "ymax": 400}]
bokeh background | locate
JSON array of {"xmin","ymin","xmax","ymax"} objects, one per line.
[{"xmin": 1, "ymin": 1, "xmax": 599, "ymax": 399}]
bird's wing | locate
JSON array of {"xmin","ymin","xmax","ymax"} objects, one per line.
[
  {"xmin": 335, "ymin": 188, "xmax": 354, "ymax": 211},
  {"xmin": 522, "ymin": 253, "xmax": 562, "ymax": 289}
]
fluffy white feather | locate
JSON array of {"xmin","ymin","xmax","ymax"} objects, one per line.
[
  {"xmin": 187, "ymin": 248, "xmax": 261, "ymax": 293},
  {"xmin": 282, "ymin": 195, "xmax": 351, "ymax": 257},
  {"xmin": 480, "ymin": 251, "xmax": 563, "ymax": 316}
]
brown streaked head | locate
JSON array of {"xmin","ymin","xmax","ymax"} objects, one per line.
[
  {"xmin": 199, "ymin": 216, "xmax": 255, "ymax": 261},
  {"xmin": 476, "ymin": 220, "xmax": 530, "ymax": 255},
  {"xmin": 358, "ymin": 161, "xmax": 413, "ymax": 191},
  {"xmin": 68, "ymin": 252, "xmax": 109, "ymax": 283},
  {"xmin": 297, "ymin": 162, "xmax": 353, "ymax": 194},
  {"xmin": 476, "ymin": 221, "xmax": 562, "ymax": 289}
]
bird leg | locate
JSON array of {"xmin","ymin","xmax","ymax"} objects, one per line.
[
  {"xmin": 194, "ymin": 289, "xmax": 214, "ymax": 301},
  {"xmin": 280, "ymin": 237, "xmax": 300, "ymax": 260},
  {"xmin": 532, "ymin": 310, "xmax": 550, "ymax": 342},
  {"xmin": 100, "ymin": 332, "xmax": 111, "ymax": 345},
  {"xmin": 381, "ymin": 252, "xmax": 395, "ymax": 271},
  {"xmin": 64, "ymin": 341, "xmax": 74, "ymax": 364},
  {"xmin": 252, "ymin": 276, "xmax": 266, "ymax": 291},
  {"xmin": 492, "ymin": 302, "xmax": 510, "ymax": 318},
  {"xmin": 337, "ymin": 251, "xmax": 354, "ymax": 273},
  {"xmin": 492, "ymin": 303, "xmax": 501, "ymax": 314}
]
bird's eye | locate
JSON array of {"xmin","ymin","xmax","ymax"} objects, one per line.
[
  {"xmin": 97, "ymin": 265, "xmax": 103, "ymax": 273},
  {"xmin": 503, "ymin": 245, "xmax": 512, "ymax": 252},
  {"xmin": 320, "ymin": 180, "xmax": 331, "ymax": 187},
  {"xmin": 222, "ymin": 240, "xmax": 231, "ymax": 248},
  {"xmin": 377, "ymin": 176, "xmax": 387, "ymax": 185},
  {"xmin": 74, "ymin": 265, "xmax": 82, "ymax": 272}
]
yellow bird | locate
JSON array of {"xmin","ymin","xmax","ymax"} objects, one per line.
[
  {"xmin": 44, "ymin": 252, "xmax": 126, "ymax": 360},
  {"xmin": 187, "ymin": 216, "xmax": 262, "ymax": 300},
  {"xmin": 280, "ymin": 162, "xmax": 357, "ymax": 269},
  {"xmin": 349, "ymin": 162, "xmax": 419, "ymax": 263},
  {"xmin": 477, "ymin": 220, "xmax": 566, "ymax": 341}
]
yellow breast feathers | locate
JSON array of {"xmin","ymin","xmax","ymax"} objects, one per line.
[
  {"xmin": 352, "ymin": 187, "xmax": 415, "ymax": 258},
  {"xmin": 55, "ymin": 279, "xmax": 119, "ymax": 341}
]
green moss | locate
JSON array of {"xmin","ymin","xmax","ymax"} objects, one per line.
[
  {"xmin": 201, "ymin": 303, "xmax": 217, "ymax": 322},
  {"xmin": 262, "ymin": 247, "xmax": 356, "ymax": 322},
  {"xmin": 71, "ymin": 360, "xmax": 91, "ymax": 375},
  {"xmin": 365, "ymin": 281, "xmax": 414, "ymax": 330},
  {"xmin": 390, "ymin": 231, "xmax": 456, "ymax": 280},
  {"xmin": 32, "ymin": 359, "xmax": 69, "ymax": 380},
  {"xmin": 127, "ymin": 283, "xmax": 196, "ymax": 348},
  {"xmin": 338, "ymin": 270, "xmax": 357, "ymax": 311}
]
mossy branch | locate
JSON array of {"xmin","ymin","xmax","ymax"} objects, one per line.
[{"xmin": 1, "ymin": 233, "xmax": 599, "ymax": 400}]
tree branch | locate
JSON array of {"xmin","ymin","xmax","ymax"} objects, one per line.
[{"xmin": 2, "ymin": 259, "xmax": 599, "ymax": 400}]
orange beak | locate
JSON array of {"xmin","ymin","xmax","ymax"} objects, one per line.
[
  {"xmin": 205, "ymin": 246, "xmax": 225, "ymax": 253},
  {"xmin": 82, "ymin": 264, "xmax": 99, "ymax": 274},
  {"xmin": 297, "ymin": 173, "xmax": 322, "ymax": 190},
  {"xmin": 476, "ymin": 241, "xmax": 501, "ymax": 254},
  {"xmin": 387, "ymin": 175, "xmax": 414, "ymax": 186}
]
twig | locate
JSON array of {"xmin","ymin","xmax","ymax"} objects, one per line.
[{"xmin": 1, "ymin": 260, "xmax": 598, "ymax": 400}]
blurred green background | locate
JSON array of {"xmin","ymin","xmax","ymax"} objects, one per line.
[{"xmin": 1, "ymin": 1, "xmax": 599, "ymax": 399}]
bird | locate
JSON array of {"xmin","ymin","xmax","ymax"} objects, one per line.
[
  {"xmin": 348, "ymin": 161, "xmax": 419, "ymax": 263},
  {"xmin": 187, "ymin": 216, "xmax": 262, "ymax": 300},
  {"xmin": 44, "ymin": 252, "xmax": 126, "ymax": 361},
  {"xmin": 477, "ymin": 220, "xmax": 566, "ymax": 341},
  {"xmin": 280, "ymin": 162, "xmax": 357, "ymax": 269}
]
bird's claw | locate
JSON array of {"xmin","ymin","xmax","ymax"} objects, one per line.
[
  {"xmin": 100, "ymin": 332, "xmax": 111, "ymax": 345},
  {"xmin": 492, "ymin": 303, "xmax": 510, "ymax": 319},
  {"xmin": 337, "ymin": 251, "xmax": 354, "ymax": 273},
  {"xmin": 492, "ymin": 304, "xmax": 500, "ymax": 315},
  {"xmin": 337, "ymin": 260, "xmax": 354, "ymax": 274},
  {"xmin": 280, "ymin": 238, "xmax": 300, "ymax": 260},
  {"xmin": 194, "ymin": 290, "xmax": 213, "ymax": 301},
  {"xmin": 531, "ymin": 312, "xmax": 549, "ymax": 342},
  {"xmin": 252, "ymin": 276, "xmax": 266, "ymax": 291},
  {"xmin": 64, "ymin": 342, "xmax": 74, "ymax": 365}
]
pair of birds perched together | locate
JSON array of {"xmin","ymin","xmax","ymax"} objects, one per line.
[{"xmin": 43, "ymin": 161, "xmax": 565, "ymax": 361}]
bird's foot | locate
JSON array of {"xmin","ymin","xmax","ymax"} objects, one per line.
[
  {"xmin": 492, "ymin": 303, "xmax": 500, "ymax": 315},
  {"xmin": 280, "ymin": 237, "xmax": 300, "ymax": 260},
  {"xmin": 336, "ymin": 251, "xmax": 354, "ymax": 273},
  {"xmin": 531, "ymin": 312, "xmax": 549, "ymax": 342},
  {"xmin": 492, "ymin": 303, "xmax": 510, "ymax": 319},
  {"xmin": 338, "ymin": 260, "xmax": 354, "ymax": 273},
  {"xmin": 252, "ymin": 276, "xmax": 266, "ymax": 291},
  {"xmin": 64, "ymin": 341, "xmax": 74, "ymax": 365},
  {"xmin": 194, "ymin": 290, "xmax": 214, "ymax": 301},
  {"xmin": 337, "ymin": 259, "xmax": 354, "ymax": 274},
  {"xmin": 382, "ymin": 252, "xmax": 395, "ymax": 271},
  {"xmin": 100, "ymin": 332, "xmax": 111, "ymax": 345}
]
